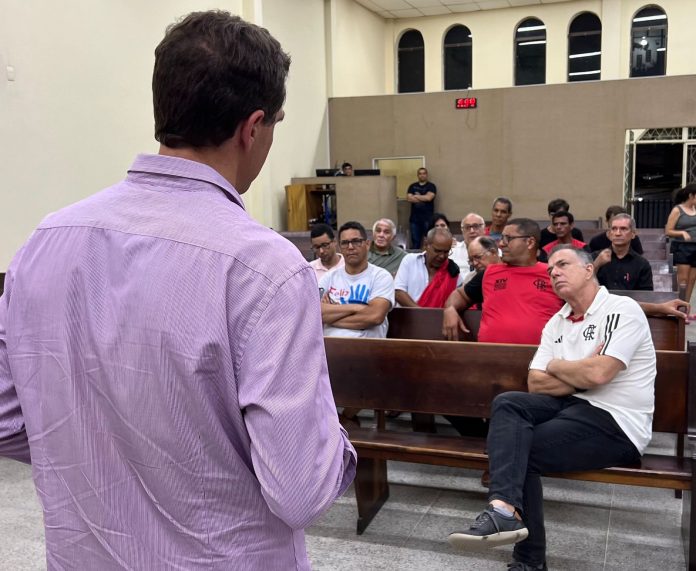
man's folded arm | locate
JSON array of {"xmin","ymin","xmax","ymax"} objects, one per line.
[
  {"xmin": 237, "ymin": 267, "xmax": 356, "ymax": 529},
  {"xmin": 332, "ymin": 297, "xmax": 391, "ymax": 329}
]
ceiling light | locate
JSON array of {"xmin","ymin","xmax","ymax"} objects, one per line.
[
  {"xmin": 569, "ymin": 70, "xmax": 600, "ymax": 76},
  {"xmin": 633, "ymin": 14, "xmax": 667, "ymax": 23},
  {"xmin": 517, "ymin": 25, "xmax": 546, "ymax": 32},
  {"xmin": 569, "ymin": 51, "xmax": 601, "ymax": 59},
  {"xmin": 518, "ymin": 40, "xmax": 546, "ymax": 46}
]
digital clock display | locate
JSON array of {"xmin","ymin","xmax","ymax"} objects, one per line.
[{"xmin": 455, "ymin": 97, "xmax": 477, "ymax": 109}]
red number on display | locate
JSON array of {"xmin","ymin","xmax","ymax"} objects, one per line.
[{"xmin": 455, "ymin": 97, "xmax": 477, "ymax": 109}]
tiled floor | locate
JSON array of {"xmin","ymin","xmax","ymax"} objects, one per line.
[{"xmin": 2, "ymin": 321, "xmax": 694, "ymax": 570}]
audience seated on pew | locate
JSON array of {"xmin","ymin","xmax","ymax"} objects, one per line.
[
  {"xmin": 443, "ymin": 218, "xmax": 562, "ymax": 343},
  {"xmin": 367, "ymin": 218, "xmax": 406, "ymax": 276},
  {"xmin": 450, "ymin": 213, "xmax": 486, "ymax": 275},
  {"xmin": 592, "ymin": 213, "xmax": 653, "ymax": 291},
  {"xmin": 448, "ymin": 246, "xmax": 655, "ymax": 571},
  {"xmin": 539, "ymin": 198, "xmax": 585, "ymax": 248},
  {"xmin": 486, "ymin": 197, "xmax": 513, "ymax": 241},
  {"xmin": 589, "ymin": 205, "xmax": 643, "ymax": 255},
  {"xmin": 394, "ymin": 228, "xmax": 462, "ymax": 308},
  {"xmin": 309, "ymin": 223, "xmax": 344, "ymax": 279},
  {"xmin": 541, "ymin": 211, "xmax": 587, "ymax": 254}
]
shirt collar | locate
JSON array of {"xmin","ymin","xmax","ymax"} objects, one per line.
[
  {"xmin": 126, "ymin": 154, "xmax": 245, "ymax": 210},
  {"xmin": 370, "ymin": 243, "xmax": 394, "ymax": 256},
  {"xmin": 559, "ymin": 285, "xmax": 609, "ymax": 320}
]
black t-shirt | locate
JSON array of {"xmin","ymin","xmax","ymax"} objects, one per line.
[
  {"xmin": 464, "ymin": 270, "xmax": 485, "ymax": 305},
  {"xmin": 588, "ymin": 232, "xmax": 644, "ymax": 255},
  {"xmin": 539, "ymin": 226, "xmax": 584, "ymax": 248},
  {"xmin": 592, "ymin": 249, "xmax": 653, "ymax": 290},
  {"xmin": 407, "ymin": 182, "xmax": 437, "ymax": 222}
]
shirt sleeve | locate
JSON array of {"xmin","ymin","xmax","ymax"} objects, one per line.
[
  {"xmin": 598, "ymin": 300, "xmax": 648, "ymax": 367},
  {"xmin": 529, "ymin": 319, "xmax": 557, "ymax": 371},
  {"xmin": 632, "ymin": 235, "xmax": 644, "ymax": 255},
  {"xmin": 430, "ymin": 183, "xmax": 437, "ymax": 195},
  {"xmin": 393, "ymin": 255, "xmax": 412, "ymax": 293},
  {"xmin": 0, "ymin": 262, "xmax": 31, "ymax": 464},
  {"xmin": 237, "ymin": 266, "xmax": 356, "ymax": 530},
  {"xmin": 464, "ymin": 270, "xmax": 484, "ymax": 305},
  {"xmin": 369, "ymin": 268, "xmax": 396, "ymax": 309},
  {"xmin": 637, "ymin": 259, "xmax": 654, "ymax": 291}
]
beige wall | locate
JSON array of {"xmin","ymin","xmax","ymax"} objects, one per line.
[
  {"xmin": 383, "ymin": 0, "xmax": 696, "ymax": 93},
  {"xmin": 329, "ymin": 75, "xmax": 696, "ymax": 222}
]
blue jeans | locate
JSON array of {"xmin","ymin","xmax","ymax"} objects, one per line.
[
  {"xmin": 410, "ymin": 220, "xmax": 429, "ymax": 249},
  {"xmin": 486, "ymin": 392, "xmax": 640, "ymax": 566}
]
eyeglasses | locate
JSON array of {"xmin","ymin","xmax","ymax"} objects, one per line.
[
  {"xmin": 470, "ymin": 250, "xmax": 492, "ymax": 262},
  {"xmin": 339, "ymin": 238, "xmax": 366, "ymax": 249},
  {"xmin": 499, "ymin": 234, "xmax": 530, "ymax": 244},
  {"xmin": 311, "ymin": 242, "xmax": 333, "ymax": 252},
  {"xmin": 462, "ymin": 224, "xmax": 485, "ymax": 231}
]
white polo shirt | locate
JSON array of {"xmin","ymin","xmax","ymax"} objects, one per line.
[
  {"xmin": 529, "ymin": 286, "xmax": 656, "ymax": 453},
  {"xmin": 394, "ymin": 252, "xmax": 464, "ymax": 305}
]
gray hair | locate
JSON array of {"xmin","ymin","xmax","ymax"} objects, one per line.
[
  {"xmin": 461, "ymin": 213, "xmax": 485, "ymax": 226},
  {"xmin": 548, "ymin": 244, "xmax": 595, "ymax": 266},
  {"xmin": 372, "ymin": 218, "xmax": 397, "ymax": 234},
  {"xmin": 609, "ymin": 213, "xmax": 635, "ymax": 231},
  {"xmin": 472, "ymin": 236, "xmax": 497, "ymax": 252},
  {"xmin": 426, "ymin": 227, "xmax": 453, "ymax": 242}
]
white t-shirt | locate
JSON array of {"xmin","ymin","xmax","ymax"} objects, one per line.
[
  {"xmin": 319, "ymin": 263, "xmax": 395, "ymax": 338},
  {"xmin": 529, "ymin": 286, "xmax": 656, "ymax": 453},
  {"xmin": 450, "ymin": 241, "xmax": 469, "ymax": 272},
  {"xmin": 394, "ymin": 252, "xmax": 464, "ymax": 305}
]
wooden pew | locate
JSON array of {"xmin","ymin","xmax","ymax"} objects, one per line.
[{"xmin": 325, "ymin": 337, "xmax": 695, "ymax": 569}]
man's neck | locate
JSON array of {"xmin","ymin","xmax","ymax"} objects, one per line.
[
  {"xmin": 324, "ymin": 254, "xmax": 341, "ymax": 269},
  {"xmin": 558, "ymin": 235, "xmax": 573, "ymax": 244},
  {"xmin": 345, "ymin": 261, "xmax": 368, "ymax": 275},
  {"xmin": 489, "ymin": 222, "xmax": 505, "ymax": 233},
  {"xmin": 159, "ymin": 142, "xmax": 242, "ymax": 191},
  {"xmin": 373, "ymin": 244, "xmax": 391, "ymax": 255},
  {"xmin": 611, "ymin": 243, "xmax": 630, "ymax": 258},
  {"xmin": 565, "ymin": 284, "xmax": 601, "ymax": 316}
]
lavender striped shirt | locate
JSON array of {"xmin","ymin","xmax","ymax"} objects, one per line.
[{"xmin": 0, "ymin": 154, "xmax": 356, "ymax": 570}]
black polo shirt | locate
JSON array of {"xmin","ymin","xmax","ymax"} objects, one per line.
[{"xmin": 593, "ymin": 248, "xmax": 653, "ymax": 290}]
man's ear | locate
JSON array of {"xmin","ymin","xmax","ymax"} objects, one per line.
[{"xmin": 238, "ymin": 109, "xmax": 266, "ymax": 151}]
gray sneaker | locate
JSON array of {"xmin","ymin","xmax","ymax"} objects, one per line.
[
  {"xmin": 507, "ymin": 560, "xmax": 547, "ymax": 570},
  {"xmin": 448, "ymin": 505, "xmax": 528, "ymax": 549}
]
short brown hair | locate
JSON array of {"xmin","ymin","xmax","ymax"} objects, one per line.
[{"xmin": 153, "ymin": 11, "xmax": 291, "ymax": 148}]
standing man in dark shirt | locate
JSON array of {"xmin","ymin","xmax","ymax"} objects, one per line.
[
  {"xmin": 407, "ymin": 167, "xmax": 437, "ymax": 248},
  {"xmin": 592, "ymin": 214, "xmax": 653, "ymax": 290},
  {"xmin": 589, "ymin": 205, "xmax": 644, "ymax": 254}
]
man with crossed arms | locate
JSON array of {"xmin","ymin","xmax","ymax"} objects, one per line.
[{"xmin": 448, "ymin": 245, "xmax": 657, "ymax": 571}]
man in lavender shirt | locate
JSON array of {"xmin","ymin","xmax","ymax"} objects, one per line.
[{"xmin": 0, "ymin": 11, "xmax": 355, "ymax": 570}]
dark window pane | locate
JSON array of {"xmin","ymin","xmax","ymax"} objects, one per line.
[
  {"xmin": 444, "ymin": 25, "xmax": 472, "ymax": 90},
  {"xmin": 630, "ymin": 7, "xmax": 667, "ymax": 77},
  {"xmin": 398, "ymin": 30, "xmax": 425, "ymax": 93},
  {"xmin": 568, "ymin": 12, "xmax": 601, "ymax": 82},
  {"xmin": 515, "ymin": 18, "xmax": 546, "ymax": 86},
  {"xmin": 399, "ymin": 30, "xmax": 423, "ymax": 49}
]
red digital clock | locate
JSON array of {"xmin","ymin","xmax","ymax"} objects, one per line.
[{"xmin": 455, "ymin": 97, "xmax": 477, "ymax": 109}]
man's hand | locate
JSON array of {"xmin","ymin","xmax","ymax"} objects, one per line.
[
  {"xmin": 640, "ymin": 298, "xmax": 691, "ymax": 320},
  {"xmin": 593, "ymin": 249, "xmax": 611, "ymax": 271},
  {"xmin": 442, "ymin": 306, "xmax": 469, "ymax": 340}
]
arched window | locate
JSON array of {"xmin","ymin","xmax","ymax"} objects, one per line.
[
  {"xmin": 568, "ymin": 13, "xmax": 602, "ymax": 82},
  {"xmin": 630, "ymin": 6, "xmax": 667, "ymax": 77},
  {"xmin": 443, "ymin": 25, "xmax": 472, "ymax": 90},
  {"xmin": 398, "ymin": 30, "xmax": 424, "ymax": 93},
  {"xmin": 515, "ymin": 18, "xmax": 546, "ymax": 86}
]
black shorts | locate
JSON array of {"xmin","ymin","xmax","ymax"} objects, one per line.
[{"xmin": 670, "ymin": 240, "xmax": 696, "ymax": 266}]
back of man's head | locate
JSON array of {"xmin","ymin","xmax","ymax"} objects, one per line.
[
  {"xmin": 473, "ymin": 236, "xmax": 497, "ymax": 252},
  {"xmin": 153, "ymin": 11, "xmax": 291, "ymax": 148},
  {"xmin": 310, "ymin": 224, "xmax": 334, "ymax": 240},
  {"xmin": 604, "ymin": 205, "xmax": 626, "ymax": 223},
  {"xmin": 547, "ymin": 198, "xmax": 569, "ymax": 215}
]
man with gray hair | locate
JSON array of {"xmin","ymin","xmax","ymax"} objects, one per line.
[
  {"xmin": 592, "ymin": 213, "xmax": 653, "ymax": 290},
  {"xmin": 448, "ymin": 245, "xmax": 656, "ymax": 571},
  {"xmin": 368, "ymin": 217, "xmax": 406, "ymax": 276},
  {"xmin": 395, "ymin": 227, "xmax": 462, "ymax": 307},
  {"xmin": 450, "ymin": 213, "xmax": 486, "ymax": 275}
]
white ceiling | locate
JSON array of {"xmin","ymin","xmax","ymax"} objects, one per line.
[{"xmin": 354, "ymin": 0, "xmax": 575, "ymax": 19}]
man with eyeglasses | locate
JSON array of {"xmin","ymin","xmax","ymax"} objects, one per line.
[
  {"xmin": 394, "ymin": 228, "xmax": 463, "ymax": 308},
  {"xmin": 319, "ymin": 221, "xmax": 394, "ymax": 339},
  {"xmin": 442, "ymin": 218, "xmax": 562, "ymax": 343},
  {"xmin": 592, "ymin": 214, "xmax": 653, "ymax": 291},
  {"xmin": 309, "ymin": 223, "xmax": 344, "ymax": 279},
  {"xmin": 450, "ymin": 213, "xmax": 487, "ymax": 275}
]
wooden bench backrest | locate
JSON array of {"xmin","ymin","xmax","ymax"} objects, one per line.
[
  {"xmin": 387, "ymin": 306, "xmax": 684, "ymax": 351},
  {"xmin": 325, "ymin": 337, "xmax": 690, "ymax": 434}
]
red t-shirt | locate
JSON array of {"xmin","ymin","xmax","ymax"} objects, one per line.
[
  {"xmin": 542, "ymin": 238, "xmax": 586, "ymax": 254},
  {"xmin": 478, "ymin": 263, "xmax": 563, "ymax": 344}
]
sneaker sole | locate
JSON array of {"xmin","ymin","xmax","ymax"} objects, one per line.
[{"xmin": 447, "ymin": 528, "xmax": 529, "ymax": 550}]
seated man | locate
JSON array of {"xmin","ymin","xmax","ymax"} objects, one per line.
[
  {"xmin": 589, "ymin": 205, "xmax": 644, "ymax": 254},
  {"xmin": 368, "ymin": 218, "xmax": 406, "ymax": 276},
  {"xmin": 467, "ymin": 236, "xmax": 501, "ymax": 273},
  {"xmin": 539, "ymin": 198, "xmax": 585, "ymax": 248},
  {"xmin": 309, "ymin": 223, "xmax": 344, "ymax": 279},
  {"xmin": 443, "ymin": 218, "xmax": 562, "ymax": 343},
  {"xmin": 486, "ymin": 197, "xmax": 513, "ymax": 241},
  {"xmin": 450, "ymin": 213, "xmax": 486, "ymax": 276},
  {"xmin": 395, "ymin": 227, "xmax": 463, "ymax": 308},
  {"xmin": 593, "ymin": 213, "xmax": 653, "ymax": 290},
  {"xmin": 541, "ymin": 211, "xmax": 586, "ymax": 254},
  {"xmin": 319, "ymin": 221, "xmax": 394, "ymax": 339},
  {"xmin": 448, "ymin": 245, "xmax": 656, "ymax": 571}
]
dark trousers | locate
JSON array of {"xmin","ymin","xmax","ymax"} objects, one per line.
[
  {"xmin": 487, "ymin": 392, "xmax": 640, "ymax": 566},
  {"xmin": 410, "ymin": 220, "xmax": 429, "ymax": 249}
]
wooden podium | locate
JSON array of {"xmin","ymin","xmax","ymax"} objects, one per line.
[{"xmin": 286, "ymin": 176, "xmax": 397, "ymax": 232}]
